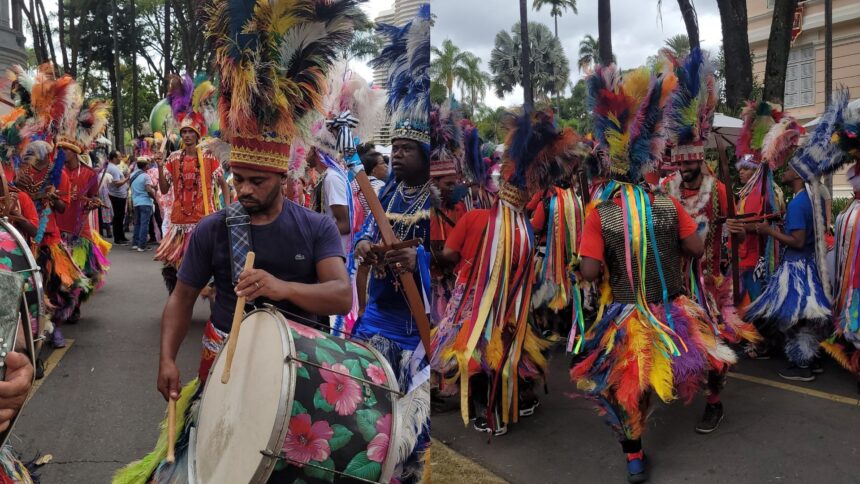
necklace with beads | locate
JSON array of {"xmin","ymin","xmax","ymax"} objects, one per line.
[{"xmin": 387, "ymin": 181, "xmax": 431, "ymax": 241}]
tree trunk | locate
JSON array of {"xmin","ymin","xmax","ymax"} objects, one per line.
[
  {"xmin": 716, "ymin": 0, "xmax": 752, "ymax": 112},
  {"xmin": 677, "ymin": 0, "xmax": 700, "ymax": 51},
  {"xmin": 111, "ymin": 0, "xmax": 124, "ymax": 150},
  {"xmin": 163, "ymin": 0, "xmax": 172, "ymax": 96},
  {"xmin": 69, "ymin": 4, "xmax": 78, "ymax": 77},
  {"xmin": 58, "ymin": 0, "xmax": 68, "ymax": 72},
  {"xmin": 554, "ymin": 15, "xmax": 558, "ymax": 38},
  {"xmin": 519, "ymin": 0, "xmax": 533, "ymax": 111},
  {"xmin": 763, "ymin": 0, "xmax": 799, "ymax": 105},
  {"xmin": 37, "ymin": 0, "xmax": 58, "ymax": 72},
  {"xmin": 25, "ymin": 0, "xmax": 46, "ymax": 63},
  {"xmin": 131, "ymin": 0, "xmax": 139, "ymax": 137},
  {"xmin": 597, "ymin": 0, "xmax": 613, "ymax": 66}
]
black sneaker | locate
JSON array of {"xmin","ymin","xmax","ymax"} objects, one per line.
[
  {"xmin": 35, "ymin": 358, "xmax": 45, "ymax": 380},
  {"xmin": 518, "ymin": 397, "xmax": 540, "ymax": 417},
  {"xmin": 473, "ymin": 417, "xmax": 508, "ymax": 436},
  {"xmin": 695, "ymin": 402, "xmax": 724, "ymax": 434},
  {"xmin": 810, "ymin": 360, "xmax": 824, "ymax": 374},
  {"xmin": 778, "ymin": 365, "xmax": 815, "ymax": 382}
]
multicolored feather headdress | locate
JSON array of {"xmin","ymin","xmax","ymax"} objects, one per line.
[
  {"xmin": 735, "ymin": 101, "xmax": 803, "ymax": 170},
  {"xmin": 790, "ymin": 89, "xmax": 849, "ymax": 183},
  {"xmin": 665, "ymin": 48, "xmax": 716, "ymax": 164},
  {"xmin": 370, "ymin": 3, "xmax": 431, "ymax": 149},
  {"xmin": 28, "ymin": 64, "xmax": 82, "ymax": 146},
  {"xmin": 429, "ymin": 101, "xmax": 463, "ymax": 178},
  {"xmin": 205, "ymin": 0, "xmax": 364, "ymax": 173},
  {"xmin": 832, "ymin": 95, "xmax": 860, "ymax": 162},
  {"xmin": 588, "ymin": 65, "xmax": 674, "ymax": 182}
]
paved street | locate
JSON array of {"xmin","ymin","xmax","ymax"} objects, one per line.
[
  {"xmin": 434, "ymin": 343, "xmax": 860, "ymax": 483},
  {"xmin": 14, "ymin": 247, "xmax": 207, "ymax": 483},
  {"xmin": 10, "ymin": 246, "xmax": 860, "ymax": 483}
]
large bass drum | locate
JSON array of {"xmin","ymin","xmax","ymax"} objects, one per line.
[
  {"xmin": 0, "ymin": 217, "xmax": 39, "ymax": 447},
  {"xmin": 191, "ymin": 308, "xmax": 400, "ymax": 483}
]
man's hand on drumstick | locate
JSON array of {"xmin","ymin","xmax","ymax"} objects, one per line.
[
  {"xmin": 0, "ymin": 352, "xmax": 33, "ymax": 432},
  {"xmin": 385, "ymin": 247, "xmax": 418, "ymax": 273},
  {"xmin": 157, "ymin": 358, "xmax": 181, "ymax": 402},
  {"xmin": 354, "ymin": 240, "xmax": 379, "ymax": 267},
  {"xmin": 235, "ymin": 268, "xmax": 287, "ymax": 300}
]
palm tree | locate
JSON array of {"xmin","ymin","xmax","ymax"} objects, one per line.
[
  {"xmin": 663, "ymin": 34, "xmax": 690, "ymax": 58},
  {"xmin": 597, "ymin": 0, "xmax": 612, "ymax": 66},
  {"xmin": 532, "ymin": 0, "xmax": 578, "ymax": 38},
  {"xmin": 455, "ymin": 54, "xmax": 492, "ymax": 116},
  {"xmin": 489, "ymin": 22, "xmax": 570, "ymax": 102},
  {"xmin": 578, "ymin": 34, "xmax": 599, "ymax": 72},
  {"xmin": 431, "ymin": 39, "xmax": 468, "ymax": 97},
  {"xmin": 344, "ymin": 30, "xmax": 383, "ymax": 62}
]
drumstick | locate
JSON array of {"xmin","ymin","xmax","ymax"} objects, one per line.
[
  {"xmin": 221, "ymin": 252, "xmax": 256, "ymax": 384},
  {"xmin": 166, "ymin": 398, "xmax": 177, "ymax": 463}
]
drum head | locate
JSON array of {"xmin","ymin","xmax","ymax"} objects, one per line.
[{"xmin": 195, "ymin": 309, "xmax": 293, "ymax": 484}]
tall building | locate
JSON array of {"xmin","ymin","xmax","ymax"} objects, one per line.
[
  {"xmin": 748, "ymin": 0, "xmax": 860, "ymax": 197},
  {"xmin": 0, "ymin": 0, "xmax": 27, "ymax": 116},
  {"xmin": 372, "ymin": 0, "xmax": 424, "ymax": 145}
]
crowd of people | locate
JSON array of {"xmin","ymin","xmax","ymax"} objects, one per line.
[{"xmin": 1, "ymin": 1, "xmax": 860, "ymax": 484}]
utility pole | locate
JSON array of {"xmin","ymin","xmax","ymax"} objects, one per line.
[
  {"xmin": 825, "ymin": 0, "xmax": 833, "ymax": 194},
  {"xmin": 131, "ymin": 0, "xmax": 138, "ymax": 137}
]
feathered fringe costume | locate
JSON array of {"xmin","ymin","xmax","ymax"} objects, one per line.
[
  {"xmin": 62, "ymin": 232, "xmax": 111, "ymax": 299},
  {"xmin": 0, "ymin": 446, "xmax": 36, "ymax": 484},
  {"xmin": 571, "ymin": 65, "xmax": 735, "ymax": 444},
  {"xmin": 821, "ymin": 101, "xmax": 860, "ymax": 381},
  {"xmin": 433, "ymin": 110, "xmax": 581, "ymax": 427},
  {"xmin": 745, "ymin": 92, "xmax": 848, "ymax": 367}
]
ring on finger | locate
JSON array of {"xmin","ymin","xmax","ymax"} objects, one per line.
[{"xmin": 255, "ymin": 281, "xmax": 261, "ymax": 290}]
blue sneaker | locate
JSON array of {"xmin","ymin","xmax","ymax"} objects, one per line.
[{"xmin": 626, "ymin": 455, "xmax": 648, "ymax": 483}]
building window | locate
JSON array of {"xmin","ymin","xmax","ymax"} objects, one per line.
[
  {"xmin": 767, "ymin": 0, "xmax": 775, "ymax": 8},
  {"xmin": 784, "ymin": 44, "xmax": 815, "ymax": 109}
]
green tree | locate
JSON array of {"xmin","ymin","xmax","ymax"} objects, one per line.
[
  {"xmin": 577, "ymin": 34, "xmax": 598, "ymax": 72},
  {"xmin": 455, "ymin": 54, "xmax": 492, "ymax": 116},
  {"xmin": 431, "ymin": 39, "xmax": 468, "ymax": 97},
  {"xmin": 532, "ymin": 0, "xmax": 577, "ymax": 38},
  {"xmin": 474, "ymin": 106, "xmax": 512, "ymax": 144},
  {"xmin": 663, "ymin": 34, "xmax": 690, "ymax": 58},
  {"xmin": 430, "ymin": 80, "xmax": 448, "ymax": 105},
  {"xmin": 557, "ymin": 79, "xmax": 591, "ymax": 133},
  {"xmin": 489, "ymin": 22, "xmax": 570, "ymax": 102}
]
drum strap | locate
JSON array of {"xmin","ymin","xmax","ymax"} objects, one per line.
[{"xmin": 225, "ymin": 201, "xmax": 252, "ymax": 285}]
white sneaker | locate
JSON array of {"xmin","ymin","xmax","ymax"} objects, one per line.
[
  {"xmin": 137, "ymin": 247, "xmax": 145, "ymax": 252},
  {"xmin": 131, "ymin": 245, "xmax": 139, "ymax": 250}
]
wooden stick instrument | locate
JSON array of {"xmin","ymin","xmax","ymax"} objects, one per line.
[
  {"xmin": 166, "ymin": 399, "xmax": 177, "ymax": 463},
  {"xmin": 716, "ymin": 136, "xmax": 741, "ymax": 305},
  {"xmin": 221, "ymin": 252, "xmax": 256, "ymax": 384}
]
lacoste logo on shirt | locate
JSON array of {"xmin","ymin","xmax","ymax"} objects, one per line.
[{"xmin": 295, "ymin": 254, "xmax": 306, "ymax": 261}]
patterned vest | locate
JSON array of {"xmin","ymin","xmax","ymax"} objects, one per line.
[{"xmin": 597, "ymin": 194, "xmax": 684, "ymax": 304}]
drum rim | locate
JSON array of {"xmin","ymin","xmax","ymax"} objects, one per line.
[
  {"xmin": 0, "ymin": 218, "xmax": 45, "ymax": 316},
  {"xmin": 193, "ymin": 307, "xmax": 296, "ymax": 484},
  {"xmin": 0, "ymin": 218, "xmax": 38, "ymax": 449}
]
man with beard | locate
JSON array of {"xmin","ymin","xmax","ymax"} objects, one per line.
[{"xmin": 158, "ymin": 162, "xmax": 352, "ymax": 395}]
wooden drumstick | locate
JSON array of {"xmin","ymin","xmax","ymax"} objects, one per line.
[
  {"xmin": 166, "ymin": 398, "xmax": 177, "ymax": 463},
  {"xmin": 221, "ymin": 252, "xmax": 256, "ymax": 384}
]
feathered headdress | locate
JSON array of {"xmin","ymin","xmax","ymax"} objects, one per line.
[
  {"xmin": 588, "ymin": 65, "xmax": 674, "ymax": 182},
  {"xmin": 75, "ymin": 100, "xmax": 112, "ymax": 151},
  {"xmin": 430, "ymin": 102, "xmax": 463, "ymax": 178},
  {"xmin": 318, "ymin": 61, "xmax": 385, "ymax": 155},
  {"xmin": 832, "ymin": 96, "xmax": 860, "ymax": 161},
  {"xmin": 370, "ymin": 3, "xmax": 431, "ymax": 149},
  {"xmin": 502, "ymin": 109, "xmax": 585, "ymax": 205},
  {"xmin": 665, "ymin": 48, "xmax": 717, "ymax": 164},
  {"xmin": 735, "ymin": 101, "xmax": 796, "ymax": 170},
  {"xmin": 205, "ymin": 0, "xmax": 364, "ymax": 173},
  {"xmin": 28, "ymin": 64, "xmax": 82, "ymax": 144},
  {"xmin": 790, "ymin": 89, "xmax": 849, "ymax": 183}
]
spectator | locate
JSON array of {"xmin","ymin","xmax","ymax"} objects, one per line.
[
  {"xmin": 129, "ymin": 156, "xmax": 157, "ymax": 251},
  {"xmin": 105, "ymin": 151, "xmax": 130, "ymax": 244}
]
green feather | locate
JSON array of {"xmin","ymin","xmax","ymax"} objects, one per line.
[{"xmin": 112, "ymin": 379, "xmax": 200, "ymax": 484}]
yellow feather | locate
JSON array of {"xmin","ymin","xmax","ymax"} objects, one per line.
[{"xmin": 820, "ymin": 340, "xmax": 853, "ymax": 372}]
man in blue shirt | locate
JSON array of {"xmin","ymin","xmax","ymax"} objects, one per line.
[
  {"xmin": 129, "ymin": 157, "xmax": 157, "ymax": 251},
  {"xmin": 745, "ymin": 165, "xmax": 831, "ymax": 381}
]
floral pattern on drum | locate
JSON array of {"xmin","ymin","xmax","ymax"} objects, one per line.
[
  {"xmin": 269, "ymin": 320, "xmax": 395, "ymax": 484},
  {"xmin": 0, "ymin": 224, "xmax": 40, "ymax": 339}
]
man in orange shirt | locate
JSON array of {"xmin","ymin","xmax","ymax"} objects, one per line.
[{"xmin": 154, "ymin": 116, "xmax": 230, "ymax": 293}]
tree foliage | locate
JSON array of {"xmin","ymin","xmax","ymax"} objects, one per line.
[{"xmin": 489, "ymin": 22, "xmax": 570, "ymax": 101}]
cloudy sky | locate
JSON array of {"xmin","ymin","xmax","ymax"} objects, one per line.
[{"xmin": 432, "ymin": 0, "xmax": 723, "ymax": 108}]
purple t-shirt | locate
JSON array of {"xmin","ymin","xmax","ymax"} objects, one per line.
[{"xmin": 178, "ymin": 200, "xmax": 345, "ymax": 332}]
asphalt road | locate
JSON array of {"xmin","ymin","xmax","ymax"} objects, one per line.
[
  {"xmin": 433, "ymin": 341, "xmax": 860, "ymax": 483},
  {"xmin": 14, "ymin": 246, "xmax": 207, "ymax": 483}
]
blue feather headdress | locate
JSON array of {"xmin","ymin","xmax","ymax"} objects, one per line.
[
  {"xmin": 790, "ymin": 89, "xmax": 849, "ymax": 183},
  {"xmin": 370, "ymin": 3, "xmax": 430, "ymax": 150}
]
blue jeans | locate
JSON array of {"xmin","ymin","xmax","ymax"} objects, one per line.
[{"xmin": 133, "ymin": 205, "xmax": 153, "ymax": 248}]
